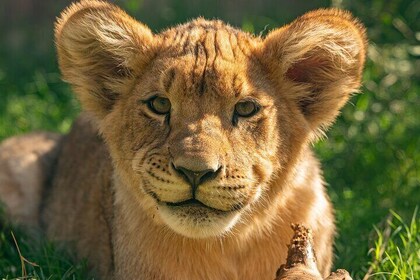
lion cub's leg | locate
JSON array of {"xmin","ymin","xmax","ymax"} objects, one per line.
[{"xmin": 0, "ymin": 132, "xmax": 62, "ymax": 227}]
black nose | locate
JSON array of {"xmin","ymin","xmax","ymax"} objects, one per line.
[{"xmin": 173, "ymin": 165, "xmax": 220, "ymax": 188}]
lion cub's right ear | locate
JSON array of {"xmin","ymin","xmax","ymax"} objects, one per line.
[
  {"xmin": 259, "ymin": 9, "xmax": 367, "ymax": 134},
  {"xmin": 55, "ymin": 0, "xmax": 155, "ymax": 119}
]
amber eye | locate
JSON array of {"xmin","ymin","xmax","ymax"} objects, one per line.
[
  {"xmin": 234, "ymin": 100, "xmax": 260, "ymax": 118},
  {"xmin": 147, "ymin": 96, "xmax": 171, "ymax": 115}
]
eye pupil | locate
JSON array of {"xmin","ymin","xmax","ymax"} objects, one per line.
[
  {"xmin": 235, "ymin": 101, "xmax": 258, "ymax": 118},
  {"xmin": 149, "ymin": 96, "xmax": 171, "ymax": 114}
]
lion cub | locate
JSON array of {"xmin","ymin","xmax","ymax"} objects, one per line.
[{"xmin": 0, "ymin": 1, "xmax": 366, "ymax": 279}]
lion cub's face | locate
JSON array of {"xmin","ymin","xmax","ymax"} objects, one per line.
[
  {"xmin": 125, "ymin": 25, "xmax": 280, "ymax": 237},
  {"xmin": 56, "ymin": 2, "xmax": 366, "ymax": 238}
]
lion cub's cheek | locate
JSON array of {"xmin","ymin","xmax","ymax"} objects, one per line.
[{"xmin": 157, "ymin": 204, "xmax": 242, "ymax": 238}]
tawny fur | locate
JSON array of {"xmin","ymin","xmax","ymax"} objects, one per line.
[
  {"xmin": 0, "ymin": 1, "xmax": 366, "ymax": 279},
  {"xmin": 0, "ymin": 133, "xmax": 61, "ymax": 226}
]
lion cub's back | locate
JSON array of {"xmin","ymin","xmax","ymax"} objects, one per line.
[
  {"xmin": 41, "ymin": 116, "xmax": 114, "ymax": 277},
  {"xmin": 0, "ymin": 132, "xmax": 62, "ymax": 226}
]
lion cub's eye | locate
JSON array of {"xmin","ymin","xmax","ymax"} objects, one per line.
[
  {"xmin": 234, "ymin": 100, "xmax": 260, "ymax": 118},
  {"xmin": 147, "ymin": 96, "xmax": 171, "ymax": 115}
]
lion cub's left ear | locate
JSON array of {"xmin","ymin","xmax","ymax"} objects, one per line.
[
  {"xmin": 260, "ymin": 9, "xmax": 367, "ymax": 131},
  {"xmin": 55, "ymin": 0, "xmax": 155, "ymax": 120}
]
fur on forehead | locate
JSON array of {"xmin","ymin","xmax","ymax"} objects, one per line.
[{"xmin": 157, "ymin": 18, "xmax": 260, "ymax": 59}]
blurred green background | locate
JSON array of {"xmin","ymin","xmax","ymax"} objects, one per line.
[{"xmin": 0, "ymin": 0, "xmax": 419, "ymax": 279}]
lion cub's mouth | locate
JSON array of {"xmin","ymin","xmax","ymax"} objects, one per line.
[{"xmin": 165, "ymin": 198, "xmax": 230, "ymax": 213}]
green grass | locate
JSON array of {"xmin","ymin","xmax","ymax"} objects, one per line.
[
  {"xmin": 0, "ymin": 70, "xmax": 79, "ymax": 139},
  {"xmin": 0, "ymin": 208, "xmax": 88, "ymax": 279},
  {"xmin": 317, "ymin": 42, "xmax": 419, "ymax": 278},
  {"xmin": 365, "ymin": 209, "xmax": 419, "ymax": 280}
]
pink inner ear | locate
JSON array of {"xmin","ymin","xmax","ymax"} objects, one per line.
[{"xmin": 286, "ymin": 55, "xmax": 328, "ymax": 84}]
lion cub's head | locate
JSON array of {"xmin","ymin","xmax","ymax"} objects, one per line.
[{"xmin": 55, "ymin": 1, "xmax": 366, "ymax": 238}]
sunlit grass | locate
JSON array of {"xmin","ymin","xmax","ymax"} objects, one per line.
[
  {"xmin": 0, "ymin": 71, "xmax": 79, "ymax": 139},
  {"xmin": 364, "ymin": 209, "xmax": 419, "ymax": 280}
]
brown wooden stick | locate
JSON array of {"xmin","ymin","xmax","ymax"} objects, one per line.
[{"xmin": 275, "ymin": 224, "xmax": 353, "ymax": 280}]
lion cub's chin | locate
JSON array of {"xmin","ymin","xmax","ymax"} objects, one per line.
[{"xmin": 158, "ymin": 203, "xmax": 242, "ymax": 238}]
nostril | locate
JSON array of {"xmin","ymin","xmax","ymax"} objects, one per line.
[
  {"xmin": 199, "ymin": 167, "xmax": 221, "ymax": 185},
  {"xmin": 175, "ymin": 166, "xmax": 198, "ymax": 186},
  {"xmin": 172, "ymin": 164, "xmax": 221, "ymax": 187}
]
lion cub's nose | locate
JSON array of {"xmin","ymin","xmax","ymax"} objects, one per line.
[{"xmin": 173, "ymin": 165, "xmax": 220, "ymax": 188}]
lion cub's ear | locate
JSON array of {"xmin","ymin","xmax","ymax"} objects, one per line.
[
  {"xmin": 55, "ymin": 0, "xmax": 155, "ymax": 119},
  {"xmin": 260, "ymin": 9, "xmax": 367, "ymax": 131}
]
